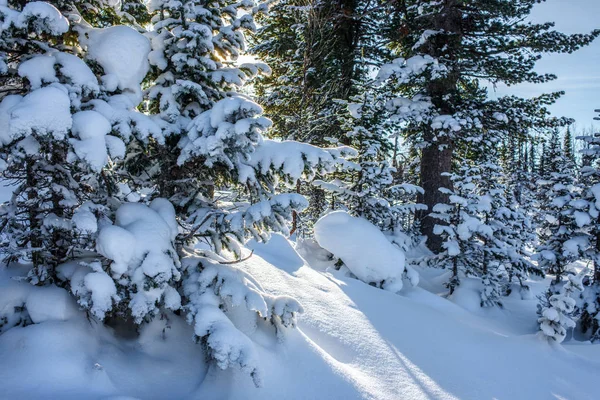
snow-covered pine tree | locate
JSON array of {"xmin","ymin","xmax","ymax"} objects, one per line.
[
  {"xmin": 538, "ymin": 270, "xmax": 585, "ymax": 343},
  {"xmin": 577, "ymin": 109, "xmax": 600, "ymax": 341},
  {"xmin": 564, "ymin": 125, "xmax": 576, "ymax": 166},
  {"xmin": 251, "ymin": 0, "xmax": 391, "ymax": 231},
  {"xmin": 60, "ymin": 0, "xmax": 353, "ymax": 384},
  {"xmin": 479, "ymin": 161, "xmax": 542, "ymax": 301},
  {"xmin": 0, "ymin": 1, "xmax": 134, "ymax": 283},
  {"xmin": 428, "ymin": 164, "xmax": 489, "ymax": 295},
  {"xmin": 476, "ymin": 162, "xmax": 513, "ymax": 307},
  {"xmin": 0, "ymin": 1, "xmax": 333, "ymax": 385},
  {"xmin": 140, "ymin": 0, "xmax": 355, "ymax": 253},
  {"xmin": 428, "ymin": 158, "xmax": 540, "ymax": 305},
  {"xmin": 535, "ymin": 129, "xmax": 587, "ymax": 286},
  {"xmin": 379, "ymin": 0, "xmax": 599, "ymax": 253}
]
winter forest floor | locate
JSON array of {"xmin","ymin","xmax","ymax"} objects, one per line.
[{"xmin": 1, "ymin": 229, "xmax": 599, "ymax": 400}]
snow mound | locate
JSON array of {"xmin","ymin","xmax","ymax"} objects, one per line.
[
  {"xmin": 25, "ymin": 286, "xmax": 79, "ymax": 324},
  {"xmin": 314, "ymin": 211, "xmax": 417, "ymax": 292}
]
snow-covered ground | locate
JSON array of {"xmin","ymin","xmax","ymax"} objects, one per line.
[{"xmin": 1, "ymin": 231, "xmax": 599, "ymax": 399}]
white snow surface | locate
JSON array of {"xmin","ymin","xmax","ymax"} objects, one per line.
[{"xmin": 1, "ymin": 236, "xmax": 600, "ymax": 399}]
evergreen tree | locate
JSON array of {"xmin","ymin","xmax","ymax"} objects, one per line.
[
  {"xmin": 577, "ymin": 109, "xmax": 600, "ymax": 341},
  {"xmin": 477, "ymin": 162, "xmax": 541, "ymax": 301},
  {"xmin": 428, "ymin": 164, "xmax": 489, "ymax": 296},
  {"xmin": 251, "ymin": 0, "xmax": 391, "ymax": 231},
  {"xmin": 538, "ymin": 271, "xmax": 585, "ymax": 343},
  {"xmin": 535, "ymin": 132, "xmax": 586, "ymax": 285},
  {"xmin": 379, "ymin": 0, "xmax": 599, "ymax": 252},
  {"xmin": 429, "ymin": 159, "xmax": 541, "ymax": 305},
  {"xmin": 314, "ymin": 89, "xmax": 425, "ymax": 237},
  {"xmin": 138, "ymin": 0, "xmax": 354, "ymax": 251},
  {"xmin": 0, "ymin": 1, "xmax": 136, "ymax": 283},
  {"xmin": 252, "ymin": 0, "xmax": 383, "ymax": 144},
  {"xmin": 564, "ymin": 125, "xmax": 576, "ymax": 165},
  {"xmin": 0, "ymin": 1, "xmax": 350, "ymax": 384}
]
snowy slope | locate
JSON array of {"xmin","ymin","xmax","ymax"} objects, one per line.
[
  {"xmin": 236, "ymin": 235, "xmax": 600, "ymax": 400},
  {"xmin": 1, "ymin": 234, "xmax": 600, "ymax": 399}
]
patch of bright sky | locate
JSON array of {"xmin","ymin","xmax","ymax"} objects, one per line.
[{"xmin": 489, "ymin": 0, "xmax": 600, "ymax": 128}]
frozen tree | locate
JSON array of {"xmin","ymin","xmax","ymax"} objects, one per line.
[
  {"xmin": 0, "ymin": 2, "xmax": 134, "ymax": 283},
  {"xmin": 563, "ymin": 125, "xmax": 576, "ymax": 166},
  {"xmin": 314, "ymin": 89, "xmax": 425, "ymax": 241},
  {"xmin": 538, "ymin": 271, "xmax": 585, "ymax": 343},
  {"xmin": 428, "ymin": 160, "xmax": 540, "ymax": 306},
  {"xmin": 0, "ymin": 1, "xmax": 326, "ymax": 386},
  {"xmin": 377, "ymin": 0, "xmax": 599, "ymax": 253},
  {"xmin": 479, "ymin": 162, "xmax": 542, "ymax": 298},
  {"xmin": 577, "ymin": 109, "xmax": 600, "ymax": 341},
  {"xmin": 66, "ymin": 0, "xmax": 352, "ymax": 384},
  {"xmin": 535, "ymin": 132, "xmax": 586, "ymax": 285},
  {"xmin": 428, "ymin": 165, "xmax": 489, "ymax": 295},
  {"xmin": 134, "ymin": 0, "xmax": 355, "ymax": 252},
  {"xmin": 251, "ymin": 0, "xmax": 392, "ymax": 231}
]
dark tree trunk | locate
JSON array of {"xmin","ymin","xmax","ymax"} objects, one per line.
[
  {"xmin": 418, "ymin": 138, "xmax": 453, "ymax": 252},
  {"xmin": 417, "ymin": 0, "xmax": 462, "ymax": 253},
  {"xmin": 332, "ymin": 0, "xmax": 360, "ymax": 100},
  {"xmin": 595, "ymin": 229, "xmax": 600, "ymax": 283}
]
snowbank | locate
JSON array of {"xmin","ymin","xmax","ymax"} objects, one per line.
[
  {"xmin": 314, "ymin": 211, "xmax": 417, "ymax": 292},
  {"xmin": 2, "ymin": 239, "xmax": 600, "ymax": 399}
]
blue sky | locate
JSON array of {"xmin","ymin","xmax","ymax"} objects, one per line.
[{"xmin": 491, "ymin": 0, "xmax": 600, "ymax": 128}]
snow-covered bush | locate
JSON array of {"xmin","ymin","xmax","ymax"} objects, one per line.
[
  {"xmin": 314, "ymin": 211, "xmax": 418, "ymax": 292},
  {"xmin": 180, "ymin": 249, "xmax": 303, "ymax": 386},
  {"xmin": 538, "ymin": 271, "xmax": 585, "ymax": 343},
  {"xmin": 56, "ymin": 199, "xmax": 304, "ymax": 386}
]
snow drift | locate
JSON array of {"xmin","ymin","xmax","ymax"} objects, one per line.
[
  {"xmin": 314, "ymin": 211, "xmax": 418, "ymax": 292},
  {"xmin": 1, "ymin": 236, "xmax": 600, "ymax": 399}
]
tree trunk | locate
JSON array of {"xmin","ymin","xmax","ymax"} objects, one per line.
[
  {"xmin": 595, "ymin": 229, "xmax": 600, "ymax": 283},
  {"xmin": 418, "ymin": 138, "xmax": 452, "ymax": 252},
  {"xmin": 417, "ymin": 0, "xmax": 462, "ymax": 253}
]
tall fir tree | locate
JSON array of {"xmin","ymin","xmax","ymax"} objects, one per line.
[
  {"xmin": 535, "ymin": 130, "xmax": 586, "ymax": 286},
  {"xmin": 577, "ymin": 109, "xmax": 600, "ymax": 341},
  {"xmin": 251, "ymin": 0, "xmax": 392, "ymax": 231},
  {"xmin": 564, "ymin": 125, "xmax": 576, "ymax": 166},
  {"xmin": 378, "ymin": 0, "xmax": 599, "ymax": 252}
]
